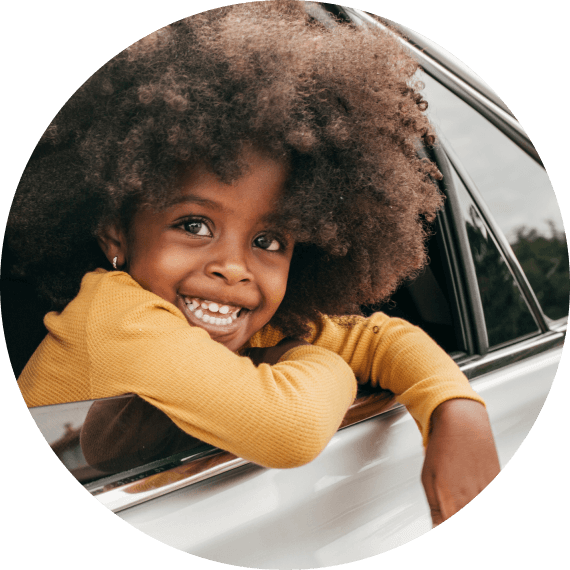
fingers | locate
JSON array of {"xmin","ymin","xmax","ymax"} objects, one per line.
[
  {"xmin": 427, "ymin": 493, "xmax": 444, "ymax": 528},
  {"xmin": 422, "ymin": 459, "xmax": 477, "ymax": 526},
  {"xmin": 422, "ymin": 468, "xmax": 441, "ymax": 527},
  {"xmin": 422, "ymin": 470, "xmax": 457, "ymax": 527}
]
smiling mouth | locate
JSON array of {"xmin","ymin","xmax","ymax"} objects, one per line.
[{"xmin": 181, "ymin": 296, "xmax": 247, "ymax": 328}]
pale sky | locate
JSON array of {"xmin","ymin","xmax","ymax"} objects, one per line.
[{"xmin": 421, "ymin": 73, "xmax": 565, "ymax": 243}]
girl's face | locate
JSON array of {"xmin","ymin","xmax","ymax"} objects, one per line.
[{"xmin": 109, "ymin": 153, "xmax": 293, "ymax": 352}]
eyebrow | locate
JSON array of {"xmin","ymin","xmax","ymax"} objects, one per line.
[
  {"xmin": 170, "ymin": 194, "xmax": 225, "ymax": 212},
  {"xmin": 170, "ymin": 193, "xmax": 280, "ymax": 223}
]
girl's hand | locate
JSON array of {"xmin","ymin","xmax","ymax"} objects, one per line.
[
  {"xmin": 242, "ymin": 338, "xmax": 310, "ymax": 366},
  {"xmin": 421, "ymin": 398, "xmax": 500, "ymax": 527}
]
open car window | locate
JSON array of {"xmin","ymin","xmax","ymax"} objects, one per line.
[
  {"xmin": 28, "ymin": 200, "xmax": 465, "ymax": 491},
  {"xmin": 11, "ymin": 144, "xmax": 470, "ymax": 497},
  {"xmin": 364, "ymin": 216, "xmax": 465, "ymax": 356}
]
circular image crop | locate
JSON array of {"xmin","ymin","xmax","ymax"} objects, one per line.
[{"xmin": 3, "ymin": 1, "xmax": 568, "ymax": 568}]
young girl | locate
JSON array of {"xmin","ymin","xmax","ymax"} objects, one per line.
[{"xmin": 6, "ymin": 1, "xmax": 499, "ymax": 525}]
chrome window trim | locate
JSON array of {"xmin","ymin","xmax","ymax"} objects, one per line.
[
  {"xmin": 460, "ymin": 328, "xmax": 565, "ymax": 379},
  {"xmin": 88, "ymin": 447, "xmax": 250, "ymax": 513},
  {"xmin": 431, "ymin": 143, "xmax": 489, "ymax": 355},
  {"xmin": 92, "ymin": 390, "xmax": 398, "ymax": 513}
]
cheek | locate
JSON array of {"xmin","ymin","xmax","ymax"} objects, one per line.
[
  {"xmin": 264, "ymin": 261, "xmax": 291, "ymax": 310},
  {"xmin": 158, "ymin": 249, "xmax": 201, "ymax": 275},
  {"xmin": 132, "ymin": 241, "xmax": 192, "ymax": 273},
  {"xmin": 129, "ymin": 242, "xmax": 198, "ymax": 293}
]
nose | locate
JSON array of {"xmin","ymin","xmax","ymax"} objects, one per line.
[{"xmin": 205, "ymin": 241, "xmax": 254, "ymax": 285}]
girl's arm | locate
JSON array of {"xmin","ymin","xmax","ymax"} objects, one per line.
[
  {"xmin": 421, "ymin": 398, "xmax": 500, "ymax": 526},
  {"xmin": 292, "ymin": 312, "xmax": 486, "ymax": 445},
  {"xmin": 87, "ymin": 283, "xmax": 357, "ymax": 469},
  {"xmin": 93, "ymin": 337, "xmax": 357, "ymax": 469},
  {"xmin": 20, "ymin": 272, "xmax": 358, "ymax": 469},
  {"xmin": 294, "ymin": 313, "xmax": 500, "ymax": 524}
]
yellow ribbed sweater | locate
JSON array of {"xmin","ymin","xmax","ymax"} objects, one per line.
[{"xmin": 18, "ymin": 269, "xmax": 484, "ymax": 468}]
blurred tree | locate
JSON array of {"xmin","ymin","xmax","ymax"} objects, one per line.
[
  {"xmin": 465, "ymin": 206, "xmax": 537, "ymax": 346},
  {"xmin": 511, "ymin": 222, "xmax": 569, "ymax": 321}
]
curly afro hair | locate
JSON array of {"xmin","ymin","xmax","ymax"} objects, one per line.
[{"xmin": 4, "ymin": 1, "xmax": 443, "ymax": 339}]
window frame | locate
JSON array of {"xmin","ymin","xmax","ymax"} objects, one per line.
[
  {"xmin": 430, "ymin": 144, "xmax": 488, "ymax": 357},
  {"xmin": 440, "ymin": 136, "xmax": 550, "ymax": 336},
  {"xmin": 429, "ymin": 140, "xmax": 565, "ymax": 381}
]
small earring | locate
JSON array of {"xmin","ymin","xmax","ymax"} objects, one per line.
[{"xmin": 112, "ymin": 256, "xmax": 118, "ymax": 270}]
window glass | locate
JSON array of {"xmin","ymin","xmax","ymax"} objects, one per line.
[
  {"xmin": 450, "ymin": 165, "xmax": 538, "ymax": 346},
  {"xmin": 29, "ymin": 394, "xmax": 209, "ymax": 485},
  {"xmin": 421, "ymin": 74, "xmax": 569, "ymax": 320}
]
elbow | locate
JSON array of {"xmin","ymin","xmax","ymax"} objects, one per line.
[
  {"xmin": 258, "ymin": 442, "xmax": 327, "ymax": 470},
  {"xmin": 273, "ymin": 438, "xmax": 329, "ymax": 469},
  {"xmin": 240, "ymin": 372, "xmax": 353, "ymax": 469},
  {"xmin": 252, "ymin": 413, "xmax": 338, "ymax": 469}
]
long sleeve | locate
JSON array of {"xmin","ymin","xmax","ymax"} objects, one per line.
[
  {"xmin": 20, "ymin": 270, "xmax": 357, "ymax": 469},
  {"xmin": 250, "ymin": 313, "xmax": 484, "ymax": 446}
]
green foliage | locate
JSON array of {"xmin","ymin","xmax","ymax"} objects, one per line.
[
  {"xmin": 466, "ymin": 218, "xmax": 537, "ymax": 346},
  {"xmin": 511, "ymin": 222, "xmax": 570, "ymax": 320}
]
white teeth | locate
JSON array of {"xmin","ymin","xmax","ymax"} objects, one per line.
[
  {"xmin": 184, "ymin": 297, "xmax": 243, "ymax": 323},
  {"xmin": 198, "ymin": 313, "xmax": 234, "ymax": 326}
]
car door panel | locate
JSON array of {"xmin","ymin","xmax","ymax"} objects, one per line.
[{"xmin": 115, "ymin": 342, "xmax": 561, "ymax": 567}]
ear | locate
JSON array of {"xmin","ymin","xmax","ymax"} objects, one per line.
[{"xmin": 97, "ymin": 223, "xmax": 128, "ymax": 270}]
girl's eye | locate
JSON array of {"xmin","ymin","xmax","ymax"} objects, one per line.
[
  {"xmin": 254, "ymin": 234, "xmax": 281, "ymax": 251},
  {"xmin": 183, "ymin": 220, "xmax": 211, "ymax": 237}
]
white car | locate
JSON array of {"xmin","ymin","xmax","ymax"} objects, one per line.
[{"xmin": 4, "ymin": 4, "xmax": 568, "ymax": 567}]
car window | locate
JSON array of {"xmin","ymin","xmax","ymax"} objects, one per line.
[
  {"xmin": 448, "ymin": 164, "xmax": 539, "ymax": 347},
  {"xmin": 29, "ymin": 394, "xmax": 210, "ymax": 485},
  {"xmin": 421, "ymin": 74, "xmax": 569, "ymax": 321}
]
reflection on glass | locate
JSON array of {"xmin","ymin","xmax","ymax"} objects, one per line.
[
  {"xmin": 421, "ymin": 74, "xmax": 569, "ymax": 320},
  {"xmin": 30, "ymin": 394, "xmax": 207, "ymax": 484},
  {"xmin": 510, "ymin": 225, "xmax": 569, "ymax": 321},
  {"xmin": 451, "ymin": 167, "xmax": 538, "ymax": 346}
]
